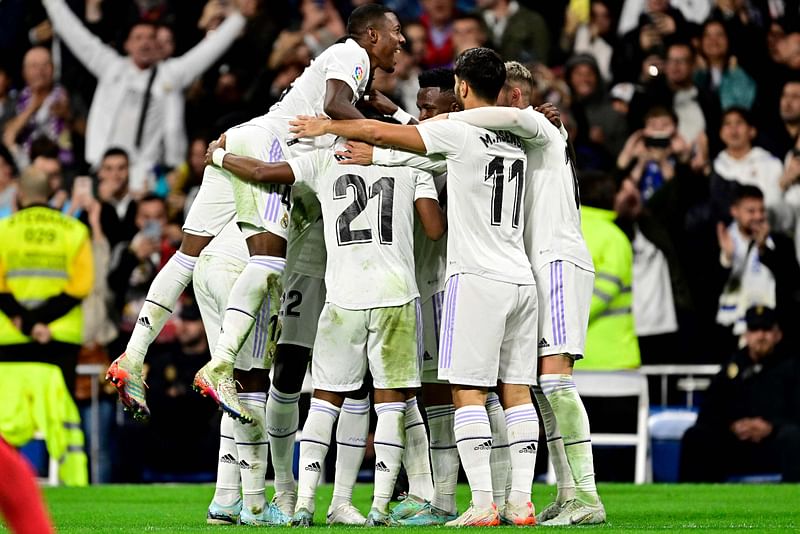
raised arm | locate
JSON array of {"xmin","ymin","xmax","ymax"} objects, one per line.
[
  {"xmin": 42, "ymin": 0, "xmax": 119, "ymax": 77},
  {"xmin": 206, "ymin": 136, "xmax": 295, "ymax": 185},
  {"xmin": 168, "ymin": 11, "xmax": 246, "ymax": 88},
  {"xmin": 290, "ymin": 117, "xmax": 427, "ymax": 153},
  {"xmin": 448, "ymin": 106, "xmax": 546, "ymax": 143}
]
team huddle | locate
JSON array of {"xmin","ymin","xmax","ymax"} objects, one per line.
[{"xmin": 105, "ymin": 4, "xmax": 606, "ymax": 528}]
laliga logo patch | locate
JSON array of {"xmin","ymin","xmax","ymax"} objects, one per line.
[{"xmin": 353, "ymin": 64, "xmax": 364, "ymax": 83}]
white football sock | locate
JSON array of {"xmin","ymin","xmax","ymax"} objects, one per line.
[
  {"xmin": 504, "ymin": 403, "xmax": 539, "ymax": 507},
  {"xmin": 267, "ymin": 387, "xmax": 300, "ymax": 494},
  {"xmin": 454, "ymin": 405, "xmax": 493, "ymax": 509},
  {"xmin": 426, "ymin": 404, "xmax": 458, "ymax": 515},
  {"xmin": 486, "ymin": 392, "xmax": 510, "ymax": 507},
  {"xmin": 331, "ymin": 397, "xmax": 369, "ymax": 509},
  {"xmin": 541, "ymin": 374, "xmax": 599, "ymax": 505},
  {"xmin": 532, "ymin": 384, "xmax": 575, "ymax": 503},
  {"xmin": 403, "ymin": 397, "xmax": 434, "ymax": 501},
  {"xmin": 126, "ymin": 251, "xmax": 196, "ymax": 365},
  {"xmin": 296, "ymin": 398, "xmax": 339, "ymax": 514},
  {"xmin": 212, "ymin": 412, "xmax": 240, "ymax": 507},
  {"xmin": 372, "ymin": 402, "xmax": 406, "ymax": 514},
  {"xmin": 235, "ymin": 392, "xmax": 268, "ymax": 514},
  {"xmin": 212, "ymin": 256, "xmax": 285, "ymax": 365}
]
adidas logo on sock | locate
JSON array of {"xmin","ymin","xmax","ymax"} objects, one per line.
[
  {"xmin": 518, "ymin": 443, "xmax": 536, "ymax": 454},
  {"xmin": 304, "ymin": 461, "xmax": 321, "ymax": 472},
  {"xmin": 239, "ymin": 459, "xmax": 252, "ymax": 469},
  {"xmin": 473, "ymin": 440, "xmax": 492, "ymax": 451},
  {"xmin": 220, "ymin": 453, "xmax": 237, "ymax": 465},
  {"xmin": 538, "ymin": 337, "xmax": 550, "ymax": 348},
  {"xmin": 375, "ymin": 461, "xmax": 390, "ymax": 472},
  {"xmin": 137, "ymin": 316, "xmax": 152, "ymax": 330}
]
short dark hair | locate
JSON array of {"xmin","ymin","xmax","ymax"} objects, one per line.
[
  {"xmin": 454, "ymin": 47, "xmax": 506, "ymax": 102},
  {"xmin": 453, "ymin": 13, "xmax": 488, "ymax": 35},
  {"xmin": 29, "ymin": 136, "xmax": 60, "ymax": 161},
  {"xmin": 578, "ymin": 170, "xmax": 617, "ymax": 210},
  {"xmin": 102, "ymin": 147, "xmax": 129, "ymax": 163},
  {"xmin": 722, "ymin": 106, "xmax": 754, "ymax": 127},
  {"xmin": 734, "ymin": 184, "xmax": 764, "ymax": 203},
  {"xmin": 138, "ymin": 193, "xmax": 167, "ymax": 210},
  {"xmin": 347, "ymin": 4, "xmax": 393, "ymax": 36},
  {"xmin": 644, "ymin": 106, "xmax": 678, "ymax": 126},
  {"xmin": 418, "ymin": 68, "xmax": 455, "ymax": 93}
]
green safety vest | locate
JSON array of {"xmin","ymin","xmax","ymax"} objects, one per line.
[
  {"xmin": 0, "ymin": 206, "xmax": 90, "ymax": 345},
  {"xmin": 579, "ymin": 206, "xmax": 640, "ymax": 370}
]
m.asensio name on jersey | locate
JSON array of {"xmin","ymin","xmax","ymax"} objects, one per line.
[{"xmin": 478, "ymin": 130, "xmax": 524, "ymax": 151}]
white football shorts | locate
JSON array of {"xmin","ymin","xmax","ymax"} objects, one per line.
[
  {"xmin": 194, "ymin": 254, "xmax": 277, "ymax": 371},
  {"xmin": 438, "ymin": 273, "xmax": 538, "ymax": 387},
  {"xmin": 183, "ymin": 122, "xmax": 290, "ymax": 240},
  {"xmin": 277, "ymin": 272, "xmax": 326, "ymax": 349},
  {"xmin": 312, "ymin": 299, "xmax": 422, "ymax": 392},
  {"xmin": 535, "ymin": 260, "xmax": 594, "ymax": 359},
  {"xmin": 421, "ymin": 291, "xmax": 446, "ymax": 384}
]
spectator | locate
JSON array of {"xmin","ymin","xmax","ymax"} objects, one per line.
[
  {"xmin": 716, "ymin": 185, "xmax": 800, "ymax": 351},
  {"xmin": 419, "ymin": 0, "xmax": 458, "ymax": 68},
  {"xmin": 694, "ymin": 19, "xmax": 757, "ymax": 111},
  {"xmin": 154, "ymin": 24, "xmax": 175, "ymax": 62},
  {"xmin": 617, "ymin": 106, "xmax": 692, "ymax": 202},
  {"xmin": 106, "ymin": 194, "xmax": 177, "ymax": 353},
  {"xmin": 165, "ymin": 135, "xmax": 209, "ymax": 223},
  {"xmin": 403, "ymin": 20, "xmax": 428, "ymax": 67},
  {"xmin": 93, "ymin": 147, "xmax": 138, "ymax": 247},
  {"xmin": 30, "ymin": 147, "xmax": 68, "ymax": 212},
  {"xmin": 298, "ymin": 0, "xmax": 346, "ymax": 58},
  {"xmin": 680, "ymin": 305, "xmax": 800, "ymax": 482},
  {"xmin": 565, "ymin": 54, "xmax": 628, "ymax": 167},
  {"xmin": 41, "ymin": 0, "xmax": 247, "ymax": 194},
  {"xmin": 713, "ymin": 107, "xmax": 786, "ymax": 216},
  {"xmin": 0, "ymin": 166, "xmax": 93, "ymax": 393},
  {"xmin": 451, "ymin": 13, "xmax": 489, "ymax": 57},
  {"xmin": 577, "ymin": 170, "xmax": 640, "ymax": 370},
  {"xmin": 0, "ymin": 144, "xmax": 18, "ymax": 219},
  {"xmin": 764, "ymin": 79, "xmax": 800, "ymax": 159},
  {"xmin": 478, "ymin": 0, "xmax": 550, "ymax": 64},
  {"xmin": 563, "ymin": 0, "xmax": 615, "ymax": 82},
  {"xmin": 2, "ymin": 47, "xmax": 75, "ymax": 170}
]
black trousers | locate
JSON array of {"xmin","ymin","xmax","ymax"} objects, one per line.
[{"xmin": 679, "ymin": 423, "xmax": 800, "ymax": 482}]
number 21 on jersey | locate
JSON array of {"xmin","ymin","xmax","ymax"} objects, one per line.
[{"xmin": 485, "ymin": 156, "xmax": 525, "ymax": 228}]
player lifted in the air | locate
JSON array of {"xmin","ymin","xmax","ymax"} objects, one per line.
[
  {"xmin": 291, "ymin": 48, "xmax": 540, "ymax": 527},
  {"xmin": 204, "ymin": 138, "xmax": 445, "ymax": 525},
  {"xmin": 106, "ymin": 4, "xmax": 406, "ymax": 423},
  {"xmin": 445, "ymin": 62, "xmax": 606, "ymax": 526}
]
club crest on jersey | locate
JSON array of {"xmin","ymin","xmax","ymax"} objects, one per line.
[{"xmin": 353, "ymin": 64, "xmax": 365, "ymax": 83}]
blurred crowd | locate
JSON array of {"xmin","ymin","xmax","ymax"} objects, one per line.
[{"xmin": 2, "ymin": 0, "xmax": 800, "ymax": 482}]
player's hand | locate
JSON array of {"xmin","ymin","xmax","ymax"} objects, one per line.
[
  {"xmin": 535, "ymin": 102, "xmax": 562, "ymax": 128},
  {"xmin": 205, "ymin": 134, "xmax": 227, "ymax": 166},
  {"xmin": 335, "ymin": 141, "xmax": 373, "ymax": 165},
  {"xmin": 717, "ymin": 222, "xmax": 735, "ymax": 264},
  {"xmin": 364, "ymin": 89, "xmax": 398, "ymax": 115},
  {"xmin": 31, "ymin": 323, "xmax": 52, "ymax": 344},
  {"xmin": 289, "ymin": 114, "xmax": 330, "ymax": 138},
  {"xmin": 745, "ymin": 417, "xmax": 773, "ymax": 443}
]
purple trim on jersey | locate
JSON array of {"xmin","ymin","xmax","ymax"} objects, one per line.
[
  {"xmin": 269, "ymin": 137, "xmax": 284, "ymax": 163},
  {"xmin": 558, "ymin": 261, "xmax": 567, "ymax": 346},
  {"xmin": 439, "ymin": 276, "xmax": 460, "ymax": 370}
]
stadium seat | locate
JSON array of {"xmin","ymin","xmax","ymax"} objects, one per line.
[{"xmin": 546, "ymin": 370, "xmax": 651, "ymax": 484}]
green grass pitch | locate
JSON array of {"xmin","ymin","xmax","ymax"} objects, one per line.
[{"xmin": 29, "ymin": 483, "xmax": 800, "ymax": 532}]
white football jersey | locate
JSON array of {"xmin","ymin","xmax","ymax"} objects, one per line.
[
  {"xmin": 288, "ymin": 148, "xmax": 439, "ymax": 309},
  {"xmin": 252, "ymin": 39, "xmax": 370, "ymax": 155},
  {"xmin": 285, "ymin": 184, "xmax": 326, "ymax": 279},
  {"xmin": 373, "ymin": 147, "xmax": 448, "ymax": 302},
  {"xmin": 200, "ymin": 219, "xmax": 249, "ymax": 264},
  {"xmin": 416, "ymin": 120, "xmax": 535, "ymax": 285},
  {"xmin": 449, "ymin": 106, "xmax": 594, "ymax": 274}
]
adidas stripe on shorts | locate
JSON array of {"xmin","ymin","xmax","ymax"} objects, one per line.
[
  {"xmin": 535, "ymin": 260, "xmax": 594, "ymax": 359},
  {"xmin": 437, "ymin": 273, "xmax": 538, "ymax": 387}
]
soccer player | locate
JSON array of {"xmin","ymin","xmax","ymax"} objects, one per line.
[
  {"xmin": 204, "ymin": 140, "xmax": 445, "ymax": 525},
  {"xmin": 444, "ymin": 61, "xmax": 607, "ymax": 525},
  {"xmin": 291, "ymin": 48, "xmax": 540, "ymax": 527},
  {"xmin": 194, "ymin": 221, "xmax": 287, "ymax": 526},
  {"xmin": 106, "ymin": 4, "xmax": 406, "ymax": 423}
]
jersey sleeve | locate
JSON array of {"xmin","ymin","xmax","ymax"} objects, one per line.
[
  {"xmin": 449, "ymin": 106, "xmax": 557, "ymax": 147},
  {"xmin": 373, "ymin": 146, "xmax": 448, "ymax": 175},
  {"xmin": 413, "ymin": 170, "xmax": 439, "ymax": 201},
  {"xmin": 415, "ymin": 120, "xmax": 467, "ymax": 157},
  {"xmin": 323, "ymin": 43, "xmax": 369, "ymax": 99},
  {"xmin": 288, "ymin": 150, "xmax": 329, "ymax": 192}
]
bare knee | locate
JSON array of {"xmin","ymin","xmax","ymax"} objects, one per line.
[{"xmin": 538, "ymin": 354, "xmax": 575, "ymax": 376}]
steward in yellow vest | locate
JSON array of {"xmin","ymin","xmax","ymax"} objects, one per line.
[{"xmin": 0, "ymin": 167, "xmax": 93, "ymax": 391}]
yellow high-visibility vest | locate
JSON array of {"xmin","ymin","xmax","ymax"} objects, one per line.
[{"xmin": 0, "ymin": 206, "xmax": 92, "ymax": 345}]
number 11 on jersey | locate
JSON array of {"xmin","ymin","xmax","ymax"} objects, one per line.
[{"xmin": 485, "ymin": 156, "xmax": 524, "ymax": 228}]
